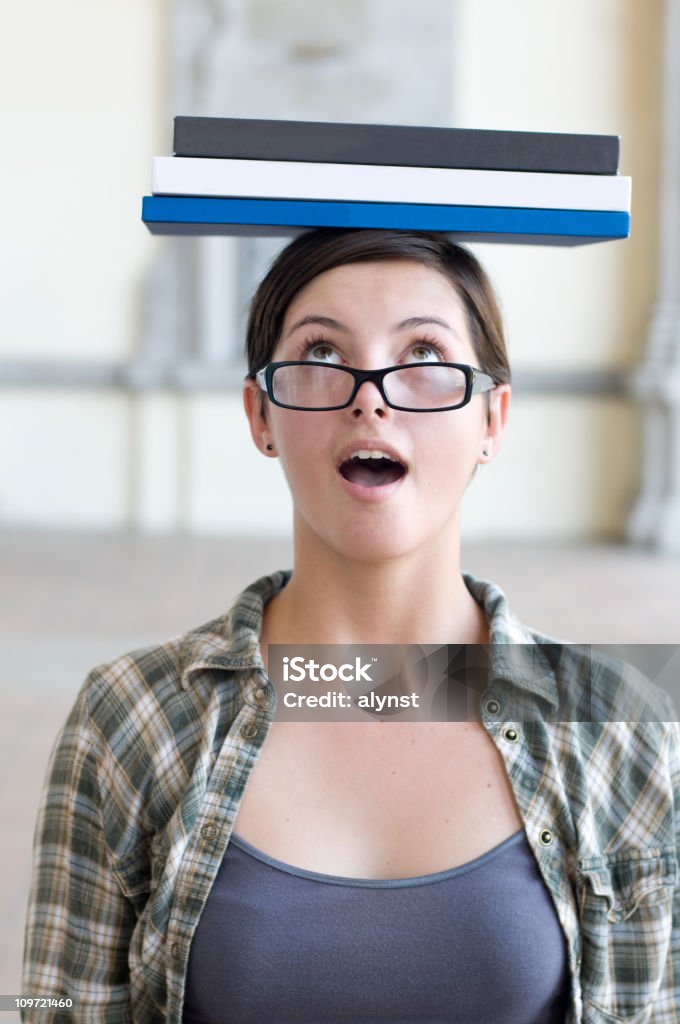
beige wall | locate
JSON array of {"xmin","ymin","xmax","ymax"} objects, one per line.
[
  {"xmin": 0, "ymin": 0, "xmax": 664, "ymax": 539},
  {"xmin": 0, "ymin": 0, "xmax": 166, "ymax": 360}
]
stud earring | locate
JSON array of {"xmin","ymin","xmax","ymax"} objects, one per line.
[
  {"xmin": 266, "ymin": 444, "xmax": 274, "ymax": 451},
  {"xmin": 482, "ymin": 448, "xmax": 489, "ymax": 457}
]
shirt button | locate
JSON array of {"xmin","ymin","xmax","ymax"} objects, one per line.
[
  {"xmin": 201, "ymin": 822, "xmax": 219, "ymax": 841},
  {"xmin": 502, "ymin": 727, "xmax": 519, "ymax": 742},
  {"xmin": 539, "ymin": 828, "xmax": 553, "ymax": 846},
  {"xmin": 485, "ymin": 699, "xmax": 501, "ymax": 716},
  {"xmin": 170, "ymin": 943, "xmax": 181, "ymax": 960},
  {"xmin": 240, "ymin": 722, "xmax": 259, "ymax": 739}
]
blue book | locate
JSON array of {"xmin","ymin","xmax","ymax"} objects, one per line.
[{"xmin": 141, "ymin": 196, "xmax": 630, "ymax": 246}]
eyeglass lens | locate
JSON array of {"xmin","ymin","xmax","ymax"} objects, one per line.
[{"xmin": 271, "ymin": 364, "xmax": 469, "ymax": 410}]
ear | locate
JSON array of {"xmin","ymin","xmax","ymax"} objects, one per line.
[
  {"xmin": 243, "ymin": 379, "xmax": 276, "ymax": 456},
  {"xmin": 480, "ymin": 384, "xmax": 511, "ymax": 463}
]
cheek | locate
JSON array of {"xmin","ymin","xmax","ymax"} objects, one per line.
[
  {"xmin": 417, "ymin": 412, "xmax": 484, "ymax": 474},
  {"xmin": 271, "ymin": 411, "xmax": 332, "ymax": 487}
]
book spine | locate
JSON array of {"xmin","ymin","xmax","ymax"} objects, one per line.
[
  {"xmin": 142, "ymin": 195, "xmax": 630, "ymax": 244},
  {"xmin": 151, "ymin": 157, "xmax": 631, "ymax": 213},
  {"xmin": 173, "ymin": 117, "xmax": 620, "ymax": 175}
]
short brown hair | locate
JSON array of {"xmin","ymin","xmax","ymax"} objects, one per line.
[{"xmin": 245, "ymin": 229, "xmax": 510, "ymax": 385}]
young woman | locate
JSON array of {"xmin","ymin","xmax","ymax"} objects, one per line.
[{"xmin": 23, "ymin": 230, "xmax": 678, "ymax": 1024}]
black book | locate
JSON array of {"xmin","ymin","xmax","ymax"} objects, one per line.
[{"xmin": 173, "ymin": 116, "xmax": 620, "ymax": 176}]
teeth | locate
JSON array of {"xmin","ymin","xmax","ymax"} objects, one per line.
[{"xmin": 350, "ymin": 449, "xmax": 395, "ymax": 461}]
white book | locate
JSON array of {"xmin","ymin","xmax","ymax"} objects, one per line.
[{"xmin": 151, "ymin": 156, "xmax": 631, "ymax": 213}]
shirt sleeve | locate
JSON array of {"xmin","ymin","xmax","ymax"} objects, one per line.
[
  {"xmin": 652, "ymin": 717, "xmax": 680, "ymax": 1023},
  {"xmin": 22, "ymin": 679, "xmax": 138, "ymax": 1024}
]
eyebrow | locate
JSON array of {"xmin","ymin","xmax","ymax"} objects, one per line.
[
  {"xmin": 285, "ymin": 315, "xmax": 351, "ymax": 337},
  {"xmin": 284, "ymin": 314, "xmax": 455, "ymax": 337},
  {"xmin": 396, "ymin": 316, "xmax": 453, "ymax": 332}
]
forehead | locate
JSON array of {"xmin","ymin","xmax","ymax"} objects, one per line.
[{"xmin": 282, "ymin": 259, "xmax": 468, "ymax": 326}]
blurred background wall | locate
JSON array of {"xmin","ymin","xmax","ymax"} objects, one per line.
[{"xmin": 0, "ymin": 0, "xmax": 667, "ymax": 542}]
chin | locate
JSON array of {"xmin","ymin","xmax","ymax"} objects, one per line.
[{"xmin": 295, "ymin": 499, "xmax": 460, "ymax": 566}]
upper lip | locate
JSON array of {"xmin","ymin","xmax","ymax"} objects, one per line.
[{"xmin": 336, "ymin": 439, "xmax": 409, "ymax": 470}]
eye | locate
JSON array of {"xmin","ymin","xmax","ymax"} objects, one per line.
[
  {"xmin": 406, "ymin": 338, "xmax": 448, "ymax": 363},
  {"xmin": 298, "ymin": 338, "xmax": 343, "ymax": 363}
]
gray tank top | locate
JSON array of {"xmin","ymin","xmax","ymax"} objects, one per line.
[{"xmin": 183, "ymin": 829, "xmax": 570, "ymax": 1023}]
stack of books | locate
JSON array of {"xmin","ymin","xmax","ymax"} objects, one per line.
[{"xmin": 141, "ymin": 117, "xmax": 630, "ymax": 246}]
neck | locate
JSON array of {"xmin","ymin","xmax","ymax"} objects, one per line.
[{"xmin": 261, "ymin": 516, "xmax": 488, "ymax": 649}]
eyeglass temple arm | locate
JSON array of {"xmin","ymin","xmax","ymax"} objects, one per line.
[{"xmin": 471, "ymin": 370, "xmax": 496, "ymax": 394}]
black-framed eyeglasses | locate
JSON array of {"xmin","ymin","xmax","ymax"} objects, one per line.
[{"xmin": 253, "ymin": 361, "xmax": 496, "ymax": 412}]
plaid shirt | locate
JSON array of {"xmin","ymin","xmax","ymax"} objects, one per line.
[{"xmin": 23, "ymin": 571, "xmax": 680, "ymax": 1024}]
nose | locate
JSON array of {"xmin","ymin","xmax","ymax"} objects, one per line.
[{"xmin": 349, "ymin": 377, "xmax": 388, "ymax": 419}]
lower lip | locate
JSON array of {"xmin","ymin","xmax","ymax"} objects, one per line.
[{"xmin": 336, "ymin": 468, "xmax": 407, "ymax": 503}]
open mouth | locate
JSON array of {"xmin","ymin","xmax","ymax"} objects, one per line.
[{"xmin": 338, "ymin": 451, "xmax": 407, "ymax": 489}]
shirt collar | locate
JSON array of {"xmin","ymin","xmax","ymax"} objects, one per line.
[
  {"xmin": 180, "ymin": 569, "xmax": 561, "ymax": 711},
  {"xmin": 463, "ymin": 572, "xmax": 562, "ymax": 712},
  {"xmin": 180, "ymin": 570, "xmax": 291, "ymax": 688}
]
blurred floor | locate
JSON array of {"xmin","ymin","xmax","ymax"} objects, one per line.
[{"xmin": 2, "ymin": 530, "xmax": 679, "ymax": 1003}]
